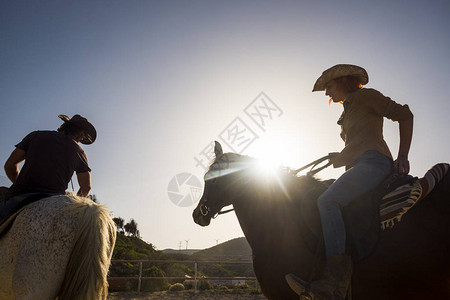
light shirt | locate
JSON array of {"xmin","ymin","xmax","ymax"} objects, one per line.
[{"xmin": 333, "ymin": 88, "xmax": 413, "ymax": 168}]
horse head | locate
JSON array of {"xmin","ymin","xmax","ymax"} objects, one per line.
[{"xmin": 192, "ymin": 141, "xmax": 256, "ymax": 226}]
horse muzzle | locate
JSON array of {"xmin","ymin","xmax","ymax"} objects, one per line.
[{"xmin": 192, "ymin": 206, "xmax": 211, "ymax": 226}]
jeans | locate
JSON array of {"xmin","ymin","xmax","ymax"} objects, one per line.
[{"xmin": 318, "ymin": 150, "xmax": 393, "ymax": 257}]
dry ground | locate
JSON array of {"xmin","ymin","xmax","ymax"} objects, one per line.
[{"xmin": 107, "ymin": 290, "xmax": 268, "ymax": 299}]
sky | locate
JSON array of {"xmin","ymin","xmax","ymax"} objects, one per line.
[{"xmin": 1, "ymin": 0, "xmax": 449, "ymax": 250}]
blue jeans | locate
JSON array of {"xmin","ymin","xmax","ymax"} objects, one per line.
[{"xmin": 318, "ymin": 150, "xmax": 393, "ymax": 257}]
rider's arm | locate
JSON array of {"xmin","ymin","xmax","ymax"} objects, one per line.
[
  {"xmin": 4, "ymin": 148, "xmax": 26, "ymax": 183},
  {"xmin": 394, "ymin": 116, "xmax": 414, "ymax": 174},
  {"xmin": 76, "ymin": 171, "xmax": 91, "ymax": 197}
]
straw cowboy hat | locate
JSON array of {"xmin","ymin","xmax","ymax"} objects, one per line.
[
  {"xmin": 312, "ymin": 64, "xmax": 369, "ymax": 92},
  {"xmin": 58, "ymin": 114, "xmax": 97, "ymax": 145}
]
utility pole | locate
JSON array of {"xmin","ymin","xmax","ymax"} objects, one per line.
[
  {"xmin": 178, "ymin": 241, "xmax": 182, "ymax": 251},
  {"xmin": 215, "ymin": 239, "xmax": 219, "ymax": 245},
  {"xmin": 185, "ymin": 239, "xmax": 189, "ymax": 250}
]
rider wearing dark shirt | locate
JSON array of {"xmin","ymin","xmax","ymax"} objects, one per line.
[
  {"xmin": 1, "ymin": 114, "xmax": 96, "ymax": 222},
  {"xmin": 7, "ymin": 130, "xmax": 91, "ymax": 197}
]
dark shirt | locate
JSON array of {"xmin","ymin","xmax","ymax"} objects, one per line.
[{"xmin": 8, "ymin": 130, "xmax": 91, "ymax": 197}]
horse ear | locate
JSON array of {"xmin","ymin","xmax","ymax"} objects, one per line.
[{"xmin": 214, "ymin": 141, "xmax": 223, "ymax": 157}]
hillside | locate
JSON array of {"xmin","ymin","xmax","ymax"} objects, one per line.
[
  {"xmin": 161, "ymin": 237, "xmax": 252, "ymax": 260},
  {"xmin": 162, "ymin": 249, "xmax": 201, "ymax": 256},
  {"xmin": 112, "ymin": 233, "xmax": 169, "ymax": 260},
  {"xmin": 192, "ymin": 237, "xmax": 252, "ymax": 260},
  {"xmin": 113, "ymin": 234, "xmax": 252, "ymax": 261}
]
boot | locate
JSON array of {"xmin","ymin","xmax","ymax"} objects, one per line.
[{"xmin": 285, "ymin": 254, "xmax": 353, "ymax": 300}]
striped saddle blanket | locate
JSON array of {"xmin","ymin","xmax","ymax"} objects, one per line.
[{"xmin": 379, "ymin": 163, "xmax": 449, "ymax": 229}]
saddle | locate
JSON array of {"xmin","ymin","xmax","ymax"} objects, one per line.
[{"xmin": 300, "ymin": 174, "xmax": 417, "ymax": 262}]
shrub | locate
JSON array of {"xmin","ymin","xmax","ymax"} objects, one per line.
[
  {"xmin": 233, "ymin": 283, "xmax": 250, "ymax": 290},
  {"xmin": 213, "ymin": 285, "xmax": 230, "ymax": 292},
  {"xmin": 169, "ymin": 283, "xmax": 185, "ymax": 291},
  {"xmin": 183, "ymin": 280, "xmax": 195, "ymax": 290},
  {"xmin": 198, "ymin": 280, "xmax": 212, "ymax": 290},
  {"xmin": 140, "ymin": 265, "xmax": 169, "ymax": 292}
]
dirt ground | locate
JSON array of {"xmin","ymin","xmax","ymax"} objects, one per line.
[{"xmin": 107, "ymin": 290, "xmax": 268, "ymax": 299}]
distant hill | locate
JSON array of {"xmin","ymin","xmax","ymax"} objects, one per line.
[
  {"xmin": 162, "ymin": 237, "xmax": 252, "ymax": 260},
  {"xmin": 113, "ymin": 234, "xmax": 251, "ymax": 261},
  {"xmin": 192, "ymin": 237, "xmax": 252, "ymax": 260},
  {"xmin": 162, "ymin": 249, "xmax": 201, "ymax": 256}
]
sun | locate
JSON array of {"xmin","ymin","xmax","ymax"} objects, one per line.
[
  {"xmin": 247, "ymin": 138, "xmax": 297, "ymax": 176},
  {"xmin": 255, "ymin": 156, "xmax": 280, "ymax": 176}
]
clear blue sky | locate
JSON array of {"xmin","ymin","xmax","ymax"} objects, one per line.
[{"xmin": 1, "ymin": 0, "xmax": 449, "ymax": 250}]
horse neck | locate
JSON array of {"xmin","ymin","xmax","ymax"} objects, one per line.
[{"xmin": 230, "ymin": 174, "xmax": 317, "ymax": 263}]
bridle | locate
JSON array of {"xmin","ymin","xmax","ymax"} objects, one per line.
[
  {"xmin": 199, "ymin": 153, "xmax": 245, "ymax": 218},
  {"xmin": 199, "ymin": 188, "xmax": 234, "ymax": 218}
]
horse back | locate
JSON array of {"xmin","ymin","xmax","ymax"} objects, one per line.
[
  {"xmin": 0, "ymin": 194, "xmax": 116, "ymax": 300},
  {"xmin": 353, "ymin": 172, "xmax": 450, "ymax": 299}
]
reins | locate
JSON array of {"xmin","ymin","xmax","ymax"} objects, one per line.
[
  {"xmin": 214, "ymin": 207, "xmax": 235, "ymax": 217},
  {"xmin": 291, "ymin": 154, "xmax": 333, "ymax": 177}
]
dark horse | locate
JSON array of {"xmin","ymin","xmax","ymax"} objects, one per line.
[{"xmin": 193, "ymin": 142, "xmax": 450, "ymax": 300}]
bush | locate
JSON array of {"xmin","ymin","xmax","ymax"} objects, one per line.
[
  {"xmin": 181, "ymin": 279, "xmax": 212, "ymax": 290},
  {"xmin": 183, "ymin": 280, "xmax": 195, "ymax": 290},
  {"xmin": 213, "ymin": 285, "xmax": 230, "ymax": 292},
  {"xmin": 169, "ymin": 283, "xmax": 185, "ymax": 291},
  {"xmin": 140, "ymin": 265, "xmax": 169, "ymax": 292},
  {"xmin": 198, "ymin": 280, "xmax": 212, "ymax": 290},
  {"xmin": 233, "ymin": 283, "xmax": 250, "ymax": 290}
]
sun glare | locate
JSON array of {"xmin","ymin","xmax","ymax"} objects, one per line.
[
  {"xmin": 249, "ymin": 141, "xmax": 294, "ymax": 200},
  {"xmin": 255, "ymin": 157, "xmax": 280, "ymax": 176},
  {"xmin": 248, "ymin": 139, "xmax": 295, "ymax": 177}
]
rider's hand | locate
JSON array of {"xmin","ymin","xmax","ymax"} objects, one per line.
[
  {"xmin": 328, "ymin": 152, "xmax": 340, "ymax": 166},
  {"xmin": 393, "ymin": 156, "xmax": 410, "ymax": 175}
]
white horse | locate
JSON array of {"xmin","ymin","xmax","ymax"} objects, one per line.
[{"xmin": 0, "ymin": 194, "xmax": 117, "ymax": 300}]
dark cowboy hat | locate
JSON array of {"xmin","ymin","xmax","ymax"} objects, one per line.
[
  {"xmin": 58, "ymin": 114, "xmax": 97, "ymax": 145},
  {"xmin": 312, "ymin": 64, "xmax": 369, "ymax": 92}
]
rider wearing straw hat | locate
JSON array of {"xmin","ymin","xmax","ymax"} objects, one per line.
[
  {"xmin": 1, "ymin": 114, "xmax": 96, "ymax": 222},
  {"xmin": 286, "ymin": 64, "xmax": 414, "ymax": 299}
]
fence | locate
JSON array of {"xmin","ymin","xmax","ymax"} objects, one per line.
[{"xmin": 108, "ymin": 259, "xmax": 258, "ymax": 293}]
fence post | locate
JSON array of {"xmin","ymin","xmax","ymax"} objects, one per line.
[
  {"xmin": 137, "ymin": 261, "xmax": 143, "ymax": 293},
  {"xmin": 194, "ymin": 261, "xmax": 198, "ymax": 293}
]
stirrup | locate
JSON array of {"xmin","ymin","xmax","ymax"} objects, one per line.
[{"xmin": 300, "ymin": 291, "xmax": 314, "ymax": 300}]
